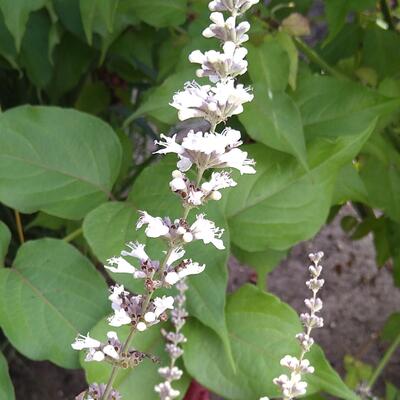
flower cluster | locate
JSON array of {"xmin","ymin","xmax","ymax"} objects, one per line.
[
  {"xmin": 155, "ymin": 279, "xmax": 188, "ymax": 400},
  {"xmin": 75, "ymin": 383, "xmax": 121, "ymax": 400},
  {"xmin": 71, "ymin": 0, "xmax": 258, "ymax": 397},
  {"xmin": 262, "ymin": 252, "xmax": 325, "ymax": 400}
]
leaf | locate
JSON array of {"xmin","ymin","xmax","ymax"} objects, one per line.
[
  {"xmin": 294, "ymin": 75, "xmax": 400, "ymax": 140},
  {"xmin": 224, "ymin": 117, "xmax": 374, "ymax": 252},
  {"xmin": 276, "ymin": 31, "xmax": 298, "ymax": 90},
  {"xmin": 130, "ymin": 0, "xmax": 187, "ymax": 28},
  {"xmin": 362, "ymin": 27, "xmax": 400, "ymax": 80},
  {"xmin": 239, "ymin": 85, "xmax": 308, "ymax": 169},
  {"xmin": 324, "ymin": 0, "xmax": 375, "ymax": 44},
  {"xmin": 0, "ymin": 351, "xmax": 14, "ymax": 400},
  {"xmin": 360, "ymin": 134, "xmax": 400, "ymax": 223},
  {"xmin": 0, "ymin": 9, "xmax": 18, "ymax": 69},
  {"xmin": 75, "ymin": 82, "xmax": 111, "ymax": 115},
  {"xmin": 131, "ymin": 67, "xmax": 196, "ymax": 125},
  {"xmin": 19, "ymin": 10, "xmax": 53, "ymax": 88},
  {"xmin": 0, "ymin": 239, "xmax": 109, "ymax": 368},
  {"xmin": 81, "ymin": 319, "xmax": 190, "ymax": 400},
  {"xmin": 247, "ymin": 38, "xmax": 290, "ymax": 92},
  {"xmin": 0, "ymin": 221, "xmax": 11, "ymax": 267},
  {"xmin": 344, "ymin": 355, "xmax": 373, "ymax": 390},
  {"xmin": 332, "ymin": 163, "xmax": 368, "ymax": 205},
  {"xmin": 232, "ymin": 245, "xmax": 286, "ymax": 289},
  {"xmin": 381, "ymin": 313, "xmax": 400, "ymax": 343},
  {"xmin": 79, "ymin": 0, "xmax": 119, "ymax": 44},
  {"xmin": 386, "ymin": 382, "xmax": 400, "ymax": 400},
  {"xmin": 0, "ymin": 106, "xmax": 122, "ymax": 220},
  {"xmin": 46, "ymin": 32, "xmax": 95, "ymax": 100},
  {"xmin": 184, "ymin": 285, "xmax": 358, "ymax": 400},
  {"xmin": 0, "ymin": 0, "xmax": 47, "ymax": 51}
]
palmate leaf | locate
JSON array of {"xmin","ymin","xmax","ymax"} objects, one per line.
[
  {"xmin": 0, "ymin": 106, "xmax": 122, "ymax": 220},
  {"xmin": 184, "ymin": 285, "xmax": 358, "ymax": 400},
  {"xmin": 81, "ymin": 319, "xmax": 190, "ymax": 400},
  {"xmin": 0, "ymin": 239, "xmax": 109, "ymax": 368},
  {"xmin": 0, "ymin": 351, "xmax": 14, "ymax": 400}
]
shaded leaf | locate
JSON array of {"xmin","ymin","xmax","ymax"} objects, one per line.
[
  {"xmin": 0, "ymin": 351, "xmax": 14, "ymax": 400},
  {"xmin": 0, "ymin": 0, "xmax": 47, "ymax": 51},
  {"xmin": 0, "ymin": 221, "xmax": 11, "ymax": 267}
]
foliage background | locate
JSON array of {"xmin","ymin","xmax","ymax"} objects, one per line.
[{"xmin": 0, "ymin": 0, "xmax": 399, "ymax": 399}]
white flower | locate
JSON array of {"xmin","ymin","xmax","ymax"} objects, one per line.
[
  {"xmin": 166, "ymin": 247, "xmax": 185, "ymax": 266},
  {"xmin": 137, "ymin": 211, "xmax": 170, "ymax": 238},
  {"xmin": 154, "ymin": 296, "xmax": 175, "ymax": 317},
  {"xmin": 154, "ymin": 381, "xmax": 180, "ymax": 400},
  {"xmin": 121, "ymin": 241, "xmax": 149, "ymax": 262},
  {"xmin": 170, "ymin": 79, "xmax": 253, "ymax": 125},
  {"xmin": 85, "ymin": 348, "xmax": 106, "ymax": 362},
  {"xmin": 280, "ymin": 355, "xmax": 314, "ymax": 374},
  {"xmin": 158, "ymin": 366, "xmax": 183, "ymax": 381},
  {"xmin": 273, "ymin": 373, "xmax": 308, "ymax": 399},
  {"xmin": 203, "ymin": 12, "xmax": 250, "ymax": 45},
  {"xmin": 165, "ymin": 260, "xmax": 206, "ymax": 285},
  {"xmin": 304, "ymin": 297, "xmax": 323, "ymax": 312},
  {"xmin": 108, "ymin": 284, "xmax": 128, "ymax": 311},
  {"xmin": 155, "ymin": 128, "xmax": 255, "ymax": 175},
  {"xmin": 104, "ymin": 257, "xmax": 146, "ymax": 279},
  {"xmin": 190, "ymin": 214, "xmax": 225, "ymax": 249},
  {"xmin": 71, "ymin": 334, "xmax": 101, "ymax": 351},
  {"xmin": 201, "ymin": 171, "xmax": 237, "ymax": 200},
  {"xmin": 189, "ymin": 41, "xmax": 248, "ymax": 82},
  {"xmin": 209, "ymin": 0, "xmax": 260, "ymax": 14},
  {"xmin": 108, "ymin": 308, "xmax": 131, "ymax": 327}
]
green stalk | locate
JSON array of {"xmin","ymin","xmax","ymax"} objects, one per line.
[
  {"xmin": 63, "ymin": 227, "xmax": 83, "ymax": 243},
  {"xmin": 367, "ymin": 332, "xmax": 400, "ymax": 390}
]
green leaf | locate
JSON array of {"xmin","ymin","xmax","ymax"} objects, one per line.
[
  {"xmin": 224, "ymin": 117, "xmax": 374, "ymax": 252},
  {"xmin": 332, "ymin": 163, "xmax": 368, "ymax": 205},
  {"xmin": 324, "ymin": 0, "xmax": 375, "ymax": 44},
  {"xmin": 19, "ymin": 10, "xmax": 53, "ymax": 88},
  {"xmin": 79, "ymin": 0, "xmax": 119, "ymax": 44},
  {"xmin": 232, "ymin": 245, "xmax": 286, "ymax": 289},
  {"xmin": 0, "ymin": 351, "xmax": 14, "ymax": 400},
  {"xmin": 386, "ymin": 382, "xmax": 400, "ymax": 400},
  {"xmin": 184, "ymin": 285, "xmax": 358, "ymax": 400},
  {"xmin": 0, "ymin": 106, "xmax": 122, "ymax": 219},
  {"xmin": 0, "ymin": 0, "xmax": 47, "ymax": 51},
  {"xmin": 362, "ymin": 27, "xmax": 400, "ymax": 80},
  {"xmin": 276, "ymin": 31, "xmax": 298, "ymax": 90},
  {"xmin": 0, "ymin": 238, "xmax": 109, "ymax": 368},
  {"xmin": 75, "ymin": 82, "xmax": 111, "ymax": 115},
  {"xmin": 344, "ymin": 355, "xmax": 373, "ymax": 390},
  {"xmin": 247, "ymin": 38, "xmax": 290, "ymax": 92},
  {"xmin": 294, "ymin": 75, "xmax": 399, "ymax": 140},
  {"xmin": 0, "ymin": 221, "xmax": 11, "ymax": 267},
  {"xmin": 360, "ymin": 134, "xmax": 400, "ymax": 223},
  {"xmin": 130, "ymin": 0, "xmax": 187, "ymax": 28},
  {"xmin": 239, "ymin": 85, "xmax": 308, "ymax": 169},
  {"xmin": 81, "ymin": 319, "xmax": 190, "ymax": 400},
  {"xmin": 381, "ymin": 313, "xmax": 400, "ymax": 343},
  {"xmin": 0, "ymin": 9, "xmax": 18, "ymax": 69},
  {"xmin": 46, "ymin": 32, "xmax": 95, "ymax": 100},
  {"xmin": 131, "ymin": 68, "xmax": 195, "ymax": 125}
]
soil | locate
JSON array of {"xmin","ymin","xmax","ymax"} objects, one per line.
[{"xmin": 6, "ymin": 206, "xmax": 400, "ymax": 399}]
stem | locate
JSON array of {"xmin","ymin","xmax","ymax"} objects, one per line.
[
  {"xmin": 367, "ymin": 332, "xmax": 400, "ymax": 390},
  {"xmin": 380, "ymin": 0, "xmax": 396, "ymax": 31},
  {"xmin": 63, "ymin": 227, "xmax": 83, "ymax": 243},
  {"xmin": 14, "ymin": 210, "xmax": 24, "ymax": 244},
  {"xmin": 293, "ymin": 37, "xmax": 349, "ymax": 80}
]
